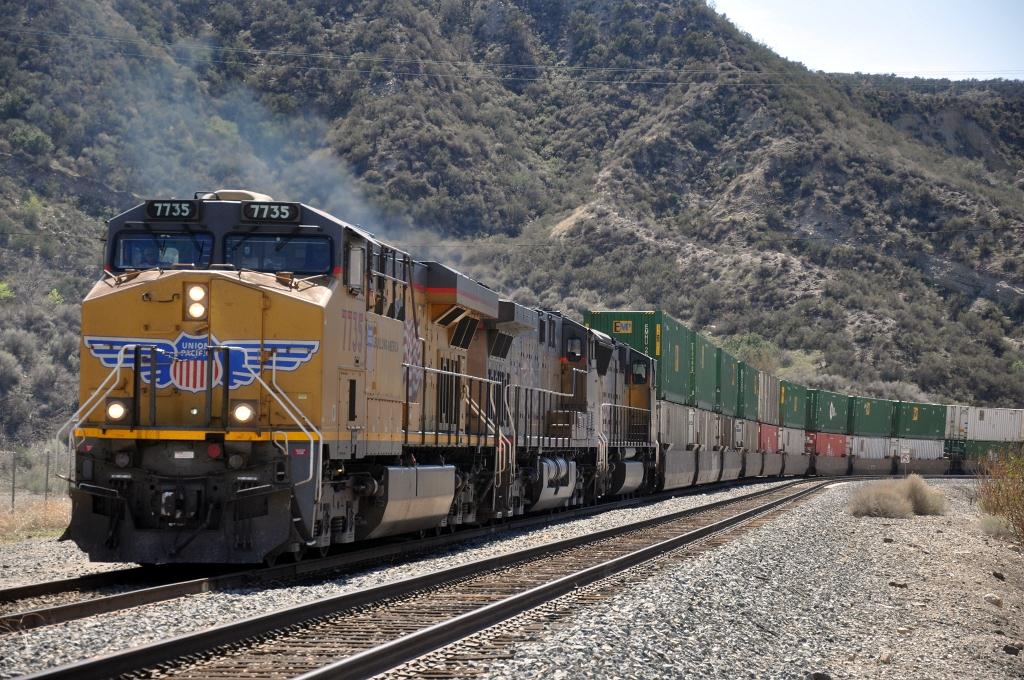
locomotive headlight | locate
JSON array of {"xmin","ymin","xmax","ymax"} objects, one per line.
[
  {"xmin": 187, "ymin": 284, "xmax": 207, "ymax": 302},
  {"xmin": 105, "ymin": 400, "xmax": 128, "ymax": 422},
  {"xmin": 114, "ymin": 451, "xmax": 132, "ymax": 468},
  {"xmin": 186, "ymin": 301, "xmax": 207, "ymax": 319},
  {"xmin": 230, "ymin": 401, "xmax": 256, "ymax": 424}
]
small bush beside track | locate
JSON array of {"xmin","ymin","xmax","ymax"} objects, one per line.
[
  {"xmin": 977, "ymin": 453, "xmax": 1024, "ymax": 543},
  {"xmin": 849, "ymin": 475, "xmax": 948, "ymax": 518}
]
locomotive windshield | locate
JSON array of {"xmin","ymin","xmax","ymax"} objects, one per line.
[
  {"xmin": 225, "ymin": 234, "xmax": 332, "ymax": 275},
  {"xmin": 113, "ymin": 232, "xmax": 214, "ymax": 270}
]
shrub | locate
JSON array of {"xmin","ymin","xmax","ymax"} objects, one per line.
[
  {"xmin": 978, "ymin": 454, "xmax": 1024, "ymax": 543},
  {"xmin": 849, "ymin": 480, "xmax": 913, "ymax": 518},
  {"xmin": 904, "ymin": 474, "xmax": 949, "ymax": 515},
  {"xmin": 849, "ymin": 475, "xmax": 947, "ymax": 518}
]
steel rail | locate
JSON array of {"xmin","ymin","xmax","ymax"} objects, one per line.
[
  {"xmin": 23, "ymin": 478, "xmax": 825, "ymax": 680},
  {"xmin": 0, "ymin": 474, "xmax": 789, "ymax": 632},
  {"xmin": 298, "ymin": 480, "xmax": 829, "ymax": 680}
]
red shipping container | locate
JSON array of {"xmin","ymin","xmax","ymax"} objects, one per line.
[
  {"xmin": 806, "ymin": 432, "xmax": 848, "ymax": 456},
  {"xmin": 758, "ymin": 423, "xmax": 779, "ymax": 453}
]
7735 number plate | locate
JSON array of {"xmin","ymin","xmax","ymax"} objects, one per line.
[
  {"xmin": 146, "ymin": 200, "xmax": 199, "ymax": 221},
  {"xmin": 240, "ymin": 201, "xmax": 300, "ymax": 223}
]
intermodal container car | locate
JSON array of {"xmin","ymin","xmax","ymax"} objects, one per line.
[
  {"xmin": 848, "ymin": 396, "xmax": 896, "ymax": 437},
  {"xmin": 738, "ymin": 362, "xmax": 759, "ymax": 421},
  {"xmin": 894, "ymin": 401, "xmax": 946, "ymax": 440},
  {"xmin": 586, "ymin": 310, "xmax": 694, "ymax": 406},
  {"xmin": 718, "ymin": 349, "xmax": 740, "ymax": 417},
  {"xmin": 694, "ymin": 333, "xmax": 718, "ymax": 411},
  {"xmin": 806, "ymin": 389, "xmax": 849, "ymax": 434},
  {"xmin": 758, "ymin": 373, "xmax": 780, "ymax": 425},
  {"xmin": 944, "ymin": 405, "xmax": 1024, "ymax": 442},
  {"xmin": 779, "ymin": 380, "xmax": 807, "ymax": 429}
]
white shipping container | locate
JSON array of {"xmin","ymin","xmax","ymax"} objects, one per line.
[
  {"xmin": 850, "ymin": 436, "xmax": 891, "ymax": 460},
  {"xmin": 892, "ymin": 438, "xmax": 945, "ymax": 460},
  {"xmin": 945, "ymin": 405, "xmax": 1023, "ymax": 442},
  {"xmin": 779, "ymin": 427, "xmax": 804, "ymax": 454},
  {"xmin": 758, "ymin": 373, "xmax": 780, "ymax": 425}
]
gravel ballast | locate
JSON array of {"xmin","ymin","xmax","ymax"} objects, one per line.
[
  {"xmin": 479, "ymin": 479, "xmax": 1023, "ymax": 680},
  {"xmin": 0, "ymin": 480, "xmax": 794, "ymax": 677}
]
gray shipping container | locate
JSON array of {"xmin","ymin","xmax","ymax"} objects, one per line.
[
  {"xmin": 779, "ymin": 427, "xmax": 804, "ymax": 454},
  {"xmin": 734, "ymin": 418, "xmax": 759, "ymax": 452},
  {"xmin": 690, "ymin": 408, "xmax": 720, "ymax": 451},
  {"xmin": 849, "ymin": 436, "xmax": 891, "ymax": 460},
  {"xmin": 945, "ymin": 405, "xmax": 1024, "ymax": 442},
  {"xmin": 892, "ymin": 438, "xmax": 945, "ymax": 460},
  {"xmin": 658, "ymin": 400, "xmax": 690, "ymax": 452},
  {"xmin": 758, "ymin": 373, "xmax": 781, "ymax": 426}
]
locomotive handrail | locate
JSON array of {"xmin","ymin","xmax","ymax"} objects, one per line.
[
  {"xmin": 402, "ymin": 363, "xmax": 501, "ymax": 443},
  {"xmin": 216, "ymin": 345, "xmax": 322, "ymax": 508},
  {"xmin": 502, "ymin": 368, "xmax": 588, "ymax": 451},
  {"xmin": 57, "ymin": 343, "xmax": 147, "ymax": 481},
  {"xmin": 271, "ymin": 352, "xmax": 319, "ymax": 437},
  {"xmin": 599, "ymin": 402, "xmax": 653, "ymax": 447}
]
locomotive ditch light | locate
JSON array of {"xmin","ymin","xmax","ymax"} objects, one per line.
[
  {"xmin": 184, "ymin": 283, "xmax": 208, "ymax": 320},
  {"xmin": 230, "ymin": 400, "xmax": 257, "ymax": 424},
  {"xmin": 105, "ymin": 399, "xmax": 130, "ymax": 422},
  {"xmin": 187, "ymin": 284, "xmax": 207, "ymax": 302}
]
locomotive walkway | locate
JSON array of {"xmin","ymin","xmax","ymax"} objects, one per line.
[{"xmin": 23, "ymin": 479, "xmax": 830, "ymax": 680}]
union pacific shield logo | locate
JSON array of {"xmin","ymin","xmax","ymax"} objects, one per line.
[
  {"xmin": 84, "ymin": 332, "xmax": 319, "ymax": 393},
  {"xmin": 169, "ymin": 333, "xmax": 223, "ymax": 392}
]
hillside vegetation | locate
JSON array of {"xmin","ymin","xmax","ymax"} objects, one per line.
[{"xmin": 1, "ymin": 0, "xmax": 1023, "ymax": 446}]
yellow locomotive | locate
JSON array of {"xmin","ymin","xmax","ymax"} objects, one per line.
[{"xmin": 64, "ymin": 191, "xmax": 656, "ymax": 563}]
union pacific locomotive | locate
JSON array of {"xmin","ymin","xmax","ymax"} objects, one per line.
[
  {"xmin": 63, "ymin": 191, "xmax": 1007, "ymax": 565},
  {"xmin": 64, "ymin": 191, "xmax": 659, "ymax": 564}
]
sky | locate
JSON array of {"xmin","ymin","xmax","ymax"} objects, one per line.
[{"xmin": 711, "ymin": 0, "xmax": 1024, "ymax": 80}]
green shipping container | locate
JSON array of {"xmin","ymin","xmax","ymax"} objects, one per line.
[
  {"xmin": 694, "ymin": 333, "xmax": 718, "ymax": 411},
  {"xmin": 779, "ymin": 380, "xmax": 807, "ymax": 429},
  {"xmin": 806, "ymin": 389, "xmax": 850, "ymax": 434},
  {"xmin": 738, "ymin": 362, "xmax": 759, "ymax": 421},
  {"xmin": 848, "ymin": 396, "xmax": 896, "ymax": 437},
  {"xmin": 718, "ymin": 350, "xmax": 740, "ymax": 417},
  {"xmin": 585, "ymin": 310, "xmax": 693, "ymax": 406},
  {"xmin": 894, "ymin": 401, "xmax": 946, "ymax": 440}
]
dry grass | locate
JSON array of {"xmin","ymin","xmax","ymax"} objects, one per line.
[
  {"xmin": 0, "ymin": 498, "xmax": 71, "ymax": 543},
  {"xmin": 979, "ymin": 513, "xmax": 1016, "ymax": 540},
  {"xmin": 849, "ymin": 475, "xmax": 948, "ymax": 518},
  {"xmin": 978, "ymin": 455, "xmax": 1024, "ymax": 543}
]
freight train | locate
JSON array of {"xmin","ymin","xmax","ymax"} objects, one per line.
[{"xmin": 59, "ymin": 191, "xmax": 1023, "ymax": 564}]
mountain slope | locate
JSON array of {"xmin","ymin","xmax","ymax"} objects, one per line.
[{"xmin": 1, "ymin": 0, "xmax": 1023, "ymax": 443}]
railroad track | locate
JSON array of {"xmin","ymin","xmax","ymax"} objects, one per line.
[
  {"xmin": 25, "ymin": 478, "xmax": 833, "ymax": 680},
  {"xmin": 0, "ymin": 476, "xmax": 785, "ymax": 634}
]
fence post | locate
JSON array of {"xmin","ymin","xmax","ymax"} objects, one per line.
[
  {"xmin": 44, "ymin": 448, "xmax": 51, "ymax": 504},
  {"xmin": 9, "ymin": 449, "xmax": 15, "ymax": 512}
]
